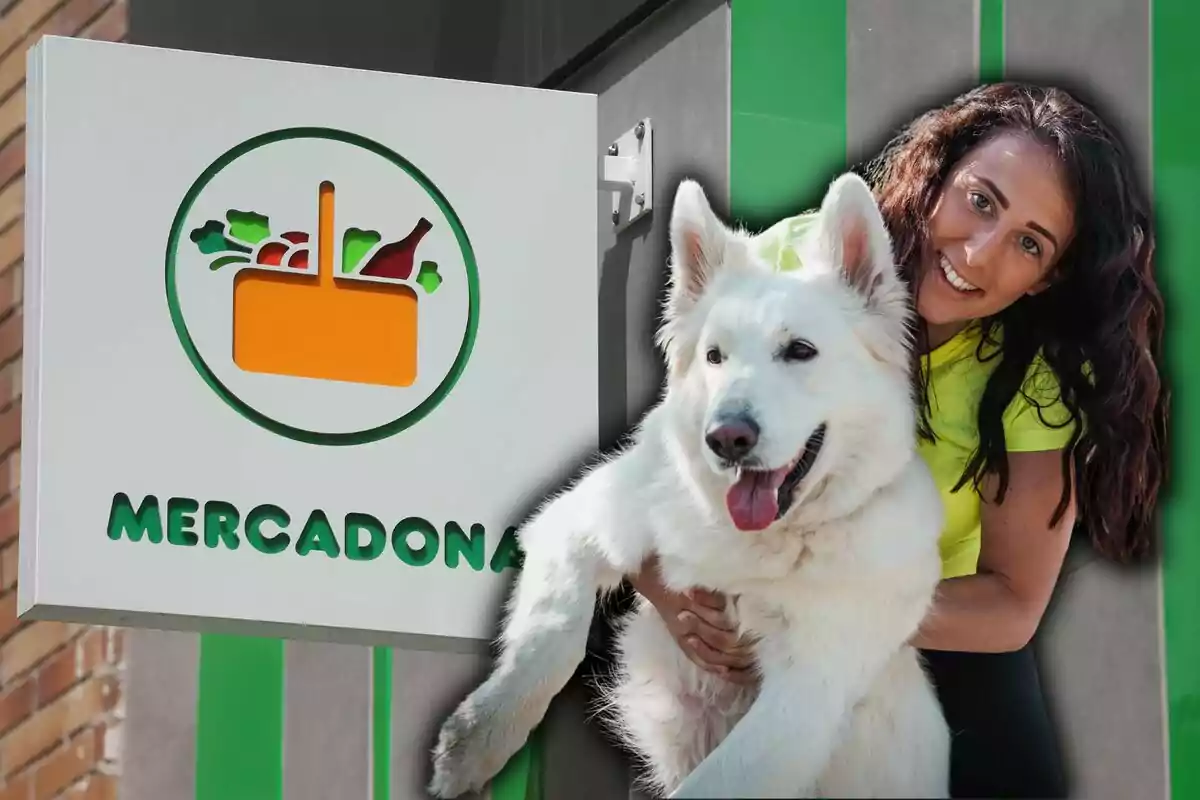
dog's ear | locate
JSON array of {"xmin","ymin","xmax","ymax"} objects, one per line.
[
  {"xmin": 667, "ymin": 179, "xmax": 728, "ymax": 315},
  {"xmin": 808, "ymin": 173, "xmax": 906, "ymax": 322}
]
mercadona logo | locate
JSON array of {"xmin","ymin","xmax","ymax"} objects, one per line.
[{"xmin": 165, "ymin": 128, "xmax": 479, "ymax": 445}]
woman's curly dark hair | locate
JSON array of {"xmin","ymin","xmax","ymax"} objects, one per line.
[{"xmin": 861, "ymin": 81, "xmax": 1169, "ymax": 563}]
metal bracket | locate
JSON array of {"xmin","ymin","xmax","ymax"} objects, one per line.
[{"xmin": 599, "ymin": 118, "xmax": 653, "ymax": 232}]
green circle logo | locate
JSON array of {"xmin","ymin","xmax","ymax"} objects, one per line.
[{"xmin": 165, "ymin": 127, "xmax": 479, "ymax": 446}]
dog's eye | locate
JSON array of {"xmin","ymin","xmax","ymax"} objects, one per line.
[
  {"xmin": 705, "ymin": 347, "xmax": 724, "ymax": 365},
  {"xmin": 781, "ymin": 339, "xmax": 818, "ymax": 362}
]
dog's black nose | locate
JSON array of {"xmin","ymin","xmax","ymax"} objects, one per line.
[{"xmin": 705, "ymin": 416, "xmax": 760, "ymax": 462}]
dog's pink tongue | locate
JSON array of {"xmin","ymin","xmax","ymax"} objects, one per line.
[{"xmin": 726, "ymin": 467, "xmax": 789, "ymax": 531}]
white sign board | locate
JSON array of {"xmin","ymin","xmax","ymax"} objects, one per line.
[{"xmin": 19, "ymin": 37, "xmax": 599, "ymax": 652}]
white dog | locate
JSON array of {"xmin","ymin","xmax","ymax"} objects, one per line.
[{"xmin": 428, "ymin": 173, "xmax": 950, "ymax": 799}]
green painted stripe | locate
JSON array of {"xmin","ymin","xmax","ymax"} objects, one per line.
[
  {"xmin": 490, "ymin": 723, "xmax": 541, "ymax": 800},
  {"xmin": 195, "ymin": 634, "xmax": 286, "ymax": 800},
  {"xmin": 526, "ymin": 725, "xmax": 543, "ymax": 800},
  {"xmin": 978, "ymin": 0, "xmax": 1004, "ymax": 82},
  {"xmin": 372, "ymin": 647, "xmax": 393, "ymax": 800},
  {"xmin": 1153, "ymin": 1, "xmax": 1200, "ymax": 796},
  {"xmin": 730, "ymin": 0, "xmax": 847, "ymax": 228}
]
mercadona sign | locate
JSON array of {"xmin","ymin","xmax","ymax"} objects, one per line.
[{"xmin": 18, "ymin": 37, "xmax": 598, "ymax": 651}]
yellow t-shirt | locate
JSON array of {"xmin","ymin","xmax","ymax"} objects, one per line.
[{"xmin": 753, "ymin": 213, "xmax": 1077, "ymax": 579}]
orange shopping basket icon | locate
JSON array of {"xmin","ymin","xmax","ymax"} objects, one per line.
[{"xmin": 230, "ymin": 182, "xmax": 421, "ymax": 388}]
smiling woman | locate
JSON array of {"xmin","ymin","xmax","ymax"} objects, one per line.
[
  {"xmin": 624, "ymin": 82, "xmax": 1169, "ymax": 798},
  {"xmin": 918, "ymin": 132, "xmax": 1076, "ymax": 340}
]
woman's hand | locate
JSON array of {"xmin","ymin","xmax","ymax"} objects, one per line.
[{"xmin": 628, "ymin": 555, "xmax": 758, "ymax": 684}]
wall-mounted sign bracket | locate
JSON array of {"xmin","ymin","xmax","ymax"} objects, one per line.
[{"xmin": 599, "ymin": 118, "xmax": 653, "ymax": 232}]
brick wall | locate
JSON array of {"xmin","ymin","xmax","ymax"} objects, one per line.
[{"xmin": 0, "ymin": 2, "xmax": 128, "ymax": 800}]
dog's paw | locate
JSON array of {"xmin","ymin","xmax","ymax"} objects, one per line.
[
  {"xmin": 428, "ymin": 708, "xmax": 484, "ymax": 798},
  {"xmin": 427, "ymin": 694, "xmax": 516, "ymax": 799}
]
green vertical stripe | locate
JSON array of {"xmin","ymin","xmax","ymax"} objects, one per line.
[
  {"xmin": 195, "ymin": 634, "xmax": 286, "ymax": 800},
  {"xmin": 978, "ymin": 0, "xmax": 1004, "ymax": 82},
  {"xmin": 525, "ymin": 725, "xmax": 543, "ymax": 800},
  {"xmin": 490, "ymin": 723, "xmax": 542, "ymax": 800},
  {"xmin": 372, "ymin": 647, "xmax": 393, "ymax": 800},
  {"xmin": 1154, "ymin": 1, "xmax": 1200, "ymax": 796},
  {"xmin": 730, "ymin": 0, "xmax": 847, "ymax": 228}
]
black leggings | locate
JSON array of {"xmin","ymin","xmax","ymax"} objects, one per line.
[{"xmin": 921, "ymin": 646, "xmax": 1068, "ymax": 799}]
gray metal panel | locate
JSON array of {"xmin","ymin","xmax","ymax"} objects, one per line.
[
  {"xmin": 118, "ymin": 629, "xmax": 200, "ymax": 800},
  {"xmin": 542, "ymin": 2, "xmax": 732, "ymax": 799},
  {"xmin": 1035, "ymin": 544, "xmax": 1167, "ymax": 800},
  {"xmin": 564, "ymin": 0, "xmax": 731, "ymax": 435},
  {"xmin": 283, "ymin": 641, "xmax": 372, "ymax": 800},
  {"xmin": 391, "ymin": 648, "xmax": 493, "ymax": 800},
  {"xmin": 1005, "ymin": 3, "xmax": 1165, "ymax": 799},
  {"xmin": 128, "ymin": 0, "xmax": 661, "ymax": 89},
  {"xmin": 430, "ymin": 3, "xmax": 733, "ymax": 796},
  {"xmin": 846, "ymin": 0, "xmax": 978, "ymax": 166},
  {"xmin": 1005, "ymin": 0, "xmax": 1152, "ymax": 186},
  {"xmin": 540, "ymin": 677, "xmax": 635, "ymax": 800}
]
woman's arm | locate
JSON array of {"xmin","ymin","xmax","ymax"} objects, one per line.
[
  {"xmin": 630, "ymin": 447, "xmax": 1077, "ymax": 677},
  {"xmin": 911, "ymin": 448, "xmax": 1076, "ymax": 653}
]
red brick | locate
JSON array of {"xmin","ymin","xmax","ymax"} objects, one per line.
[
  {"xmin": 0, "ymin": 267, "xmax": 21, "ymax": 318},
  {"xmin": 1, "ymin": 622, "xmax": 77, "ymax": 684},
  {"xmin": 80, "ymin": 0, "xmax": 122, "ymax": 43},
  {"xmin": 0, "ymin": 0, "xmax": 111, "ymax": 100},
  {"xmin": 104, "ymin": 629, "xmax": 122, "ymax": 666},
  {"xmin": 0, "ymin": 224, "xmax": 20, "ymax": 274},
  {"xmin": 0, "ymin": 772, "xmax": 32, "ymax": 800},
  {"xmin": 0, "ymin": 451, "xmax": 13, "ymax": 502},
  {"xmin": 31, "ymin": 726, "xmax": 101, "ymax": 800},
  {"xmin": 0, "ymin": 677, "xmax": 32, "ymax": 736},
  {"xmin": 0, "ymin": 541, "xmax": 15, "ymax": 592},
  {"xmin": 0, "ymin": 2, "xmax": 70, "ymax": 58},
  {"xmin": 0, "ymin": 362, "xmax": 11, "ymax": 410},
  {"xmin": 4, "ymin": 450, "xmax": 16, "ymax": 498},
  {"xmin": 0, "ymin": 589, "xmax": 18, "ymax": 640},
  {"xmin": 0, "ymin": 497, "xmax": 16, "ymax": 548},
  {"xmin": 36, "ymin": 629, "xmax": 115, "ymax": 707},
  {"xmin": 0, "ymin": 132, "xmax": 21, "ymax": 192},
  {"xmin": 0, "ymin": 399, "xmax": 19, "ymax": 456},
  {"xmin": 0, "ymin": 90, "xmax": 22, "ymax": 154},
  {"xmin": 0, "ymin": 308, "xmax": 20, "ymax": 365},
  {"xmin": 58, "ymin": 773, "xmax": 114, "ymax": 800},
  {"xmin": 0, "ymin": 675, "xmax": 117, "ymax": 774},
  {"xmin": 0, "ymin": 176, "xmax": 20, "ymax": 234},
  {"xmin": 7, "ymin": 358, "xmax": 19, "ymax": 406}
]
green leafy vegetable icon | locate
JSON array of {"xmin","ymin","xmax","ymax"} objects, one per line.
[
  {"xmin": 342, "ymin": 228, "xmax": 382, "ymax": 274},
  {"xmin": 190, "ymin": 220, "xmax": 250, "ymax": 257},
  {"xmin": 227, "ymin": 210, "xmax": 271, "ymax": 245},
  {"xmin": 191, "ymin": 195, "xmax": 443, "ymax": 297},
  {"xmin": 416, "ymin": 261, "xmax": 442, "ymax": 294}
]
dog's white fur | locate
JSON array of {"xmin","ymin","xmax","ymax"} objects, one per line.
[{"xmin": 427, "ymin": 174, "xmax": 950, "ymax": 798}]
